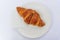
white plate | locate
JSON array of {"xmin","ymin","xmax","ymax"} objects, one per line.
[{"xmin": 13, "ymin": 2, "xmax": 52, "ymax": 38}]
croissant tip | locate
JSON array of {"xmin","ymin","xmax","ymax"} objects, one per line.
[
  {"xmin": 16, "ymin": 7, "xmax": 20, "ymax": 12},
  {"xmin": 16, "ymin": 7, "xmax": 20, "ymax": 9}
]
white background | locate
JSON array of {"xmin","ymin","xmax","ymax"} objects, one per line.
[{"xmin": 0, "ymin": 0, "xmax": 60, "ymax": 40}]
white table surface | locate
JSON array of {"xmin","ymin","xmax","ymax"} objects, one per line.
[{"xmin": 0, "ymin": 0, "xmax": 60, "ymax": 40}]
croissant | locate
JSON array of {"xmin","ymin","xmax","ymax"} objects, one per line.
[{"xmin": 16, "ymin": 7, "xmax": 45, "ymax": 27}]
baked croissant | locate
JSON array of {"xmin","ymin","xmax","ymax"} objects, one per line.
[{"xmin": 16, "ymin": 7, "xmax": 45, "ymax": 27}]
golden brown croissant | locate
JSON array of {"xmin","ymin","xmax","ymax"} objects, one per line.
[{"xmin": 16, "ymin": 7, "xmax": 45, "ymax": 27}]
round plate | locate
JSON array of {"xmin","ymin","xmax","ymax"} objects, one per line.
[{"xmin": 14, "ymin": 2, "xmax": 52, "ymax": 38}]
